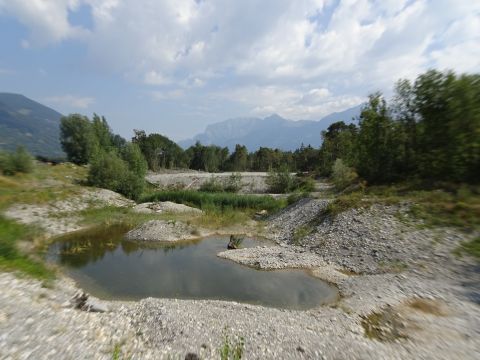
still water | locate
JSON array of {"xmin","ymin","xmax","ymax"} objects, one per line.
[{"xmin": 47, "ymin": 224, "xmax": 338, "ymax": 309}]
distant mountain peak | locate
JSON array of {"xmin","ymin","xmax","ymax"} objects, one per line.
[{"xmin": 178, "ymin": 104, "xmax": 363, "ymax": 151}]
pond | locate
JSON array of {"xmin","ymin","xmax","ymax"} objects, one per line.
[{"xmin": 47, "ymin": 224, "xmax": 338, "ymax": 310}]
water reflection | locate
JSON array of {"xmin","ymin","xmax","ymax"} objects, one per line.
[{"xmin": 47, "ymin": 224, "xmax": 338, "ymax": 309}]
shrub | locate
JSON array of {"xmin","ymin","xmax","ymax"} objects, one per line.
[
  {"xmin": 88, "ymin": 150, "xmax": 145, "ymax": 200},
  {"xmin": 331, "ymin": 159, "xmax": 358, "ymax": 191},
  {"xmin": 294, "ymin": 174, "xmax": 316, "ymax": 192},
  {"xmin": 199, "ymin": 176, "xmax": 225, "ymax": 193},
  {"xmin": 0, "ymin": 147, "xmax": 34, "ymax": 175},
  {"xmin": 266, "ymin": 167, "xmax": 295, "ymax": 193},
  {"xmin": 224, "ymin": 173, "xmax": 243, "ymax": 193}
]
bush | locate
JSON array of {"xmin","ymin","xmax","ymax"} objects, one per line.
[
  {"xmin": 266, "ymin": 167, "xmax": 295, "ymax": 193},
  {"xmin": 199, "ymin": 176, "xmax": 225, "ymax": 193},
  {"xmin": 199, "ymin": 173, "xmax": 243, "ymax": 193},
  {"xmin": 294, "ymin": 174, "xmax": 316, "ymax": 192},
  {"xmin": 224, "ymin": 173, "xmax": 243, "ymax": 193},
  {"xmin": 331, "ymin": 159, "xmax": 358, "ymax": 191},
  {"xmin": 0, "ymin": 147, "xmax": 34, "ymax": 175},
  {"xmin": 88, "ymin": 150, "xmax": 145, "ymax": 200}
]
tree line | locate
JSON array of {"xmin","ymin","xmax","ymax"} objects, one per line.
[
  {"xmin": 319, "ymin": 69, "xmax": 479, "ymax": 186},
  {"xmin": 57, "ymin": 69, "xmax": 479, "ymax": 198}
]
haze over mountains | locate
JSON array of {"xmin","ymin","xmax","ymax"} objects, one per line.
[
  {"xmin": 0, "ymin": 93, "xmax": 64, "ymax": 158},
  {"xmin": 179, "ymin": 104, "xmax": 363, "ymax": 151}
]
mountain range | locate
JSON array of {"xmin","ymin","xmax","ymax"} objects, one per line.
[
  {"xmin": 179, "ymin": 104, "xmax": 363, "ymax": 151},
  {"xmin": 0, "ymin": 93, "xmax": 363, "ymax": 158},
  {"xmin": 0, "ymin": 93, "xmax": 64, "ymax": 158}
]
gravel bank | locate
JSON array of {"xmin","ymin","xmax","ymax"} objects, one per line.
[
  {"xmin": 4, "ymin": 189, "xmax": 133, "ymax": 236},
  {"xmin": 132, "ymin": 201, "xmax": 203, "ymax": 215},
  {"xmin": 1, "ymin": 194, "xmax": 479, "ymax": 359},
  {"xmin": 125, "ymin": 219, "xmax": 203, "ymax": 242}
]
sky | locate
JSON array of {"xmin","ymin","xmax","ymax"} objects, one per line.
[{"xmin": 0, "ymin": 0, "xmax": 479, "ymax": 141}]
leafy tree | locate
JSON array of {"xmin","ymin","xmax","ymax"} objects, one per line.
[
  {"xmin": 318, "ymin": 121, "xmax": 357, "ymax": 175},
  {"xmin": 121, "ymin": 142, "xmax": 147, "ymax": 178},
  {"xmin": 355, "ymin": 93, "xmax": 405, "ymax": 183},
  {"xmin": 60, "ymin": 114, "xmax": 97, "ymax": 164},
  {"xmin": 133, "ymin": 130, "xmax": 187, "ymax": 170},
  {"xmin": 227, "ymin": 144, "xmax": 249, "ymax": 171},
  {"xmin": 91, "ymin": 113, "xmax": 113, "ymax": 151}
]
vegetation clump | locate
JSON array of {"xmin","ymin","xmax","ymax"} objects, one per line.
[
  {"xmin": 0, "ymin": 146, "xmax": 34, "ymax": 176},
  {"xmin": 0, "ymin": 216, "xmax": 53, "ymax": 279},
  {"xmin": 219, "ymin": 330, "xmax": 245, "ymax": 360},
  {"xmin": 142, "ymin": 190, "xmax": 285, "ymax": 212}
]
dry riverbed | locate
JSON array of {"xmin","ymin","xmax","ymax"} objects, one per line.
[{"xmin": 1, "ymin": 189, "xmax": 480, "ymax": 359}]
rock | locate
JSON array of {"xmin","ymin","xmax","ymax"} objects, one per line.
[
  {"xmin": 132, "ymin": 202, "xmax": 203, "ymax": 215},
  {"xmin": 185, "ymin": 353, "xmax": 200, "ymax": 360},
  {"xmin": 227, "ymin": 235, "xmax": 244, "ymax": 249},
  {"xmin": 125, "ymin": 220, "xmax": 201, "ymax": 242}
]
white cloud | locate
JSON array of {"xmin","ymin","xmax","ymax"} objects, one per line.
[
  {"xmin": 0, "ymin": 0, "xmax": 90, "ymax": 46},
  {"xmin": 150, "ymin": 89, "xmax": 184, "ymax": 101},
  {"xmin": 2, "ymin": 0, "xmax": 479, "ymax": 120},
  {"xmin": 44, "ymin": 94, "xmax": 95, "ymax": 108}
]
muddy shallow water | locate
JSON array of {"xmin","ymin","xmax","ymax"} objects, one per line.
[{"xmin": 47, "ymin": 224, "xmax": 338, "ymax": 309}]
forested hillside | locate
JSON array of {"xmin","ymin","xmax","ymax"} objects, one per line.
[{"xmin": 0, "ymin": 93, "xmax": 64, "ymax": 158}]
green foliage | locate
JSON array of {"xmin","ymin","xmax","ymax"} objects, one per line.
[
  {"xmin": 199, "ymin": 173, "xmax": 243, "ymax": 193},
  {"xmin": 219, "ymin": 331, "xmax": 245, "ymax": 360},
  {"xmin": 224, "ymin": 173, "xmax": 243, "ymax": 193},
  {"xmin": 186, "ymin": 141, "xmax": 229, "ymax": 172},
  {"xmin": 121, "ymin": 143, "xmax": 147, "ymax": 178},
  {"xmin": 325, "ymin": 192, "xmax": 365, "ymax": 217},
  {"xmin": 266, "ymin": 167, "xmax": 295, "ymax": 193},
  {"xmin": 0, "ymin": 215, "xmax": 53, "ymax": 279},
  {"xmin": 60, "ymin": 113, "xmax": 126, "ymax": 165},
  {"xmin": 227, "ymin": 144, "xmax": 249, "ymax": 171},
  {"xmin": 132, "ymin": 130, "xmax": 187, "ymax": 170},
  {"xmin": 199, "ymin": 176, "xmax": 225, "ymax": 193},
  {"xmin": 294, "ymin": 174, "xmax": 316, "ymax": 192},
  {"xmin": 331, "ymin": 159, "xmax": 358, "ymax": 191},
  {"xmin": 292, "ymin": 224, "xmax": 313, "ymax": 245},
  {"xmin": 0, "ymin": 146, "xmax": 34, "ymax": 175},
  {"xmin": 456, "ymin": 237, "xmax": 480, "ymax": 260},
  {"xmin": 87, "ymin": 150, "xmax": 145, "ymax": 200},
  {"xmin": 356, "ymin": 93, "xmax": 406, "ymax": 183},
  {"xmin": 141, "ymin": 190, "xmax": 285, "ymax": 211},
  {"xmin": 60, "ymin": 114, "xmax": 97, "ymax": 164},
  {"xmin": 315, "ymin": 70, "xmax": 480, "ymax": 185},
  {"xmin": 319, "ymin": 122, "xmax": 357, "ymax": 176}
]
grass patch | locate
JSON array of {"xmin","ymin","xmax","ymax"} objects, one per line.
[
  {"xmin": 292, "ymin": 224, "xmax": 313, "ymax": 245},
  {"xmin": 0, "ymin": 162, "xmax": 87, "ymax": 211},
  {"xmin": 361, "ymin": 308, "xmax": 408, "ymax": 342},
  {"xmin": 0, "ymin": 215, "xmax": 53, "ymax": 279},
  {"xmin": 219, "ymin": 330, "xmax": 245, "ymax": 360},
  {"xmin": 407, "ymin": 298, "xmax": 447, "ymax": 316},
  {"xmin": 141, "ymin": 190, "xmax": 286, "ymax": 212},
  {"xmin": 324, "ymin": 191, "xmax": 367, "ymax": 217},
  {"xmin": 325, "ymin": 183, "xmax": 480, "ymax": 231},
  {"xmin": 455, "ymin": 237, "xmax": 480, "ymax": 260},
  {"xmin": 191, "ymin": 206, "xmax": 252, "ymax": 229}
]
